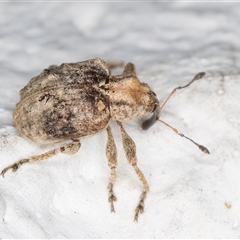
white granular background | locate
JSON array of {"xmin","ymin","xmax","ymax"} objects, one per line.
[{"xmin": 0, "ymin": 2, "xmax": 240, "ymax": 238}]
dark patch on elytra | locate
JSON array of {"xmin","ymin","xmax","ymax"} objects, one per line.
[
  {"xmin": 57, "ymin": 126, "xmax": 77, "ymax": 138},
  {"xmin": 43, "ymin": 105, "xmax": 78, "ymax": 139}
]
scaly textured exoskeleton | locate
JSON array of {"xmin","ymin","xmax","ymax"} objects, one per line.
[{"xmin": 1, "ymin": 58, "xmax": 160, "ymax": 221}]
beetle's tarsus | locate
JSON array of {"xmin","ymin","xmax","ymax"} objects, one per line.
[
  {"xmin": 134, "ymin": 205, "xmax": 144, "ymax": 222},
  {"xmin": 1, "ymin": 168, "xmax": 7, "ymax": 178},
  {"xmin": 134, "ymin": 191, "xmax": 147, "ymax": 222},
  {"xmin": 108, "ymin": 190, "xmax": 117, "ymax": 213},
  {"xmin": 1, "ymin": 159, "xmax": 28, "ymax": 177}
]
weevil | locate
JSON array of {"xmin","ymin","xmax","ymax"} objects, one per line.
[{"xmin": 1, "ymin": 58, "xmax": 209, "ymax": 221}]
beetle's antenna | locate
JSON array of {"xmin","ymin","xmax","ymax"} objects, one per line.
[
  {"xmin": 158, "ymin": 118, "xmax": 210, "ymax": 154},
  {"xmin": 141, "ymin": 72, "xmax": 209, "ymax": 154},
  {"xmin": 141, "ymin": 72, "xmax": 206, "ymax": 131},
  {"xmin": 160, "ymin": 72, "xmax": 205, "ymax": 111}
]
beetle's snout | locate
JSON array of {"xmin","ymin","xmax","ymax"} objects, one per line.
[
  {"xmin": 142, "ymin": 91, "xmax": 160, "ymax": 130},
  {"xmin": 142, "ymin": 104, "xmax": 160, "ymax": 130}
]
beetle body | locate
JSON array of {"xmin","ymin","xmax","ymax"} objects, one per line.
[
  {"xmin": 1, "ymin": 58, "xmax": 209, "ymax": 221},
  {"xmin": 14, "ymin": 58, "xmax": 159, "ymax": 144},
  {"xmin": 5, "ymin": 58, "xmax": 160, "ymax": 221}
]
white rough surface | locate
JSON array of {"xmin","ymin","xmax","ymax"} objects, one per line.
[{"xmin": 0, "ymin": 2, "xmax": 240, "ymax": 238}]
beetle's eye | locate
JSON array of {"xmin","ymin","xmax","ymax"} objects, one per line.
[
  {"xmin": 151, "ymin": 91, "xmax": 157, "ymax": 96},
  {"xmin": 142, "ymin": 104, "xmax": 160, "ymax": 130},
  {"xmin": 151, "ymin": 104, "xmax": 157, "ymax": 113}
]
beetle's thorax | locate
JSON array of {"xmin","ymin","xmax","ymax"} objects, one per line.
[{"xmin": 109, "ymin": 75, "xmax": 159, "ymax": 122}]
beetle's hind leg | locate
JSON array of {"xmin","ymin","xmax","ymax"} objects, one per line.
[
  {"xmin": 116, "ymin": 121, "xmax": 149, "ymax": 222},
  {"xmin": 106, "ymin": 125, "xmax": 118, "ymax": 213},
  {"xmin": 1, "ymin": 139, "xmax": 81, "ymax": 177}
]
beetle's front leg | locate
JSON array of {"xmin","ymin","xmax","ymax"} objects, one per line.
[
  {"xmin": 106, "ymin": 125, "xmax": 118, "ymax": 212},
  {"xmin": 1, "ymin": 139, "xmax": 81, "ymax": 177},
  {"xmin": 116, "ymin": 121, "xmax": 149, "ymax": 221}
]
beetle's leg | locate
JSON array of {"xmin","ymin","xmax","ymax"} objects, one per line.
[
  {"xmin": 106, "ymin": 125, "xmax": 118, "ymax": 213},
  {"xmin": 1, "ymin": 139, "xmax": 81, "ymax": 177},
  {"xmin": 107, "ymin": 61, "xmax": 124, "ymax": 70},
  {"xmin": 116, "ymin": 121, "xmax": 149, "ymax": 222},
  {"xmin": 122, "ymin": 62, "xmax": 136, "ymax": 76}
]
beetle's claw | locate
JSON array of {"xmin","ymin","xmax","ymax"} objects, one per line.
[
  {"xmin": 108, "ymin": 193, "xmax": 117, "ymax": 213},
  {"xmin": 1, "ymin": 169, "xmax": 6, "ymax": 178},
  {"xmin": 1, "ymin": 163, "xmax": 19, "ymax": 178},
  {"xmin": 134, "ymin": 204, "xmax": 144, "ymax": 222}
]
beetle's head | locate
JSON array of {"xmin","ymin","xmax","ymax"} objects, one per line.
[
  {"xmin": 109, "ymin": 76, "xmax": 160, "ymax": 124},
  {"xmin": 138, "ymin": 82, "xmax": 160, "ymax": 130}
]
